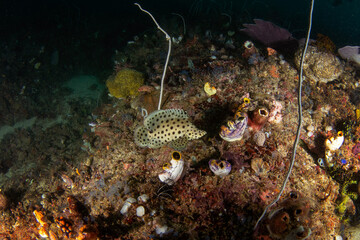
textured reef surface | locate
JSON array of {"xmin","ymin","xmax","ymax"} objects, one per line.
[{"xmin": 1, "ymin": 19, "xmax": 360, "ymax": 240}]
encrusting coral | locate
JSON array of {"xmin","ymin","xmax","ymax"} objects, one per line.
[
  {"xmin": 106, "ymin": 68, "xmax": 144, "ymax": 98},
  {"xmin": 294, "ymin": 45, "xmax": 344, "ymax": 83}
]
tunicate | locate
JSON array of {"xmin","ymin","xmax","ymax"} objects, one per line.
[
  {"xmin": 138, "ymin": 194, "xmax": 149, "ymax": 203},
  {"xmin": 317, "ymin": 158, "xmax": 325, "ymax": 167},
  {"xmin": 120, "ymin": 197, "xmax": 136, "ymax": 215},
  {"xmin": 209, "ymin": 159, "xmax": 231, "ymax": 177},
  {"xmin": 253, "ymin": 131, "xmax": 266, "ymax": 146},
  {"xmin": 159, "ymin": 151, "xmax": 184, "ymax": 185},
  {"xmin": 136, "ymin": 206, "xmax": 145, "ymax": 217},
  {"xmin": 325, "ymin": 126, "xmax": 333, "ymax": 132},
  {"xmin": 120, "ymin": 202, "xmax": 132, "ymax": 215},
  {"xmin": 325, "ymin": 131, "xmax": 344, "ymax": 151},
  {"xmin": 156, "ymin": 225, "xmax": 169, "ymax": 235},
  {"xmin": 306, "ymin": 125, "xmax": 315, "ymax": 131},
  {"xmin": 251, "ymin": 158, "xmax": 269, "ymax": 176},
  {"xmin": 334, "ymin": 235, "xmax": 343, "ymax": 240}
]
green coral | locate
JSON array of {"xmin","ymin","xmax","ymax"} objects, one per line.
[
  {"xmin": 341, "ymin": 180, "xmax": 358, "ymax": 200},
  {"xmin": 337, "ymin": 180, "xmax": 358, "ymax": 222},
  {"xmin": 106, "ymin": 68, "xmax": 144, "ymax": 98},
  {"xmin": 337, "ymin": 195, "xmax": 351, "ymax": 216}
]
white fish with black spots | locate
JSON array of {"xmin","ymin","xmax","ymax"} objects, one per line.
[{"xmin": 134, "ymin": 109, "xmax": 206, "ymax": 150}]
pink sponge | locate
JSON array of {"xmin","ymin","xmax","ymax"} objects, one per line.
[{"xmin": 338, "ymin": 46, "xmax": 360, "ymax": 65}]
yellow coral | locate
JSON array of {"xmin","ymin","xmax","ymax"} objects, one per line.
[{"xmin": 106, "ymin": 68, "xmax": 144, "ymax": 98}]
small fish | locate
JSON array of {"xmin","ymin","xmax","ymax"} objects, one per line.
[{"xmin": 134, "ymin": 109, "xmax": 206, "ymax": 150}]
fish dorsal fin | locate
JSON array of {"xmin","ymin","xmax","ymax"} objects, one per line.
[
  {"xmin": 170, "ymin": 136, "xmax": 188, "ymax": 151},
  {"xmin": 144, "ymin": 109, "xmax": 188, "ymax": 131}
]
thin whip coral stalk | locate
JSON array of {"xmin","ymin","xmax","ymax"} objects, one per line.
[
  {"xmin": 134, "ymin": 3, "xmax": 172, "ymax": 110},
  {"xmin": 254, "ymin": 0, "xmax": 315, "ymax": 230}
]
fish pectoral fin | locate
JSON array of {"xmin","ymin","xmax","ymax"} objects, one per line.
[
  {"xmin": 169, "ymin": 136, "xmax": 188, "ymax": 151},
  {"xmin": 144, "ymin": 109, "xmax": 188, "ymax": 131}
]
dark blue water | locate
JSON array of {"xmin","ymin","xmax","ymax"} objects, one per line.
[{"xmin": 1, "ymin": 0, "xmax": 358, "ymax": 47}]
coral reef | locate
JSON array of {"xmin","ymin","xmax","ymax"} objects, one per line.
[{"xmin": 1, "ymin": 14, "xmax": 360, "ymax": 240}]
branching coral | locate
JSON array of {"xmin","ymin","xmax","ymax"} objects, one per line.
[{"xmin": 134, "ymin": 3, "xmax": 171, "ymax": 110}]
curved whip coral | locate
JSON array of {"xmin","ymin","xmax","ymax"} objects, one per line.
[
  {"xmin": 254, "ymin": 0, "xmax": 315, "ymax": 230},
  {"xmin": 134, "ymin": 3, "xmax": 172, "ymax": 110}
]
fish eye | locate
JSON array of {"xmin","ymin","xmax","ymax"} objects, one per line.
[
  {"xmin": 337, "ymin": 131, "xmax": 343, "ymax": 137},
  {"xmin": 243, "ymin": 98, "xmax": 250, "ymax": 104}
]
